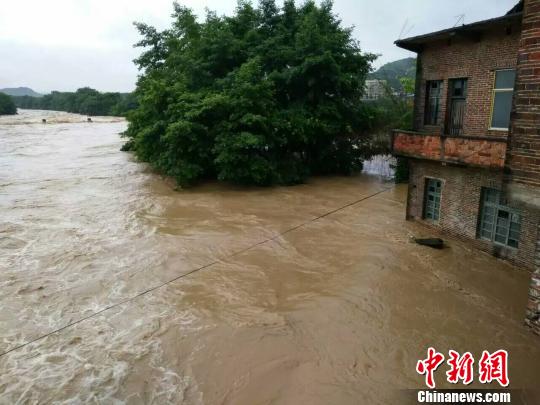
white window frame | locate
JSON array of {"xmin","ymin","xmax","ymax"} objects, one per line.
[
  {"xmin": 423, "ymin": 177, "xmax": 442, "ymax": 222},
  {"xmin": 478, "ymin": 188, "xmax": 521, "ymax": 249}
]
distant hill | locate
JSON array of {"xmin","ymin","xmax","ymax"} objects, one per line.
[
  {"xmin": 0, "ymin": 87, "xmax": 42, "ymax": 97},
  {"xmin": 369, "ymin": 57, "xmax": 416, "ymax": 92}
]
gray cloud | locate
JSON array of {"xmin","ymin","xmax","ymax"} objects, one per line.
[{"xmin": 0, "ymin": 0, "xmax": 518, "ymax": 93}]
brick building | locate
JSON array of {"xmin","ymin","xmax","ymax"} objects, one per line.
[
  {"xmin": 363, "ymin": 79, "xmax": 387, "ymax": 100},
  {"xmin": 391, "ymin": 0, "xmax": 540, "ymax": 334}
]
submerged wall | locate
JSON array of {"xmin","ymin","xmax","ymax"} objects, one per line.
[{"xmin": 407, "ymin": 160, "xmax": 539, "ymax": 271}]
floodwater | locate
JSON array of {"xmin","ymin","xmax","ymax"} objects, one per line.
[{"xmin": 0, "ymin": 110, "xmax": 539, "ymax": 404}]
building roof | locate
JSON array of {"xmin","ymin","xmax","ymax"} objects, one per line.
[
  {"xmin": 506, "ymin": 0, "xmax": 524, "ymax": 15},
  {"xmin": 395, "ymin": 6, "xmax": 523, "ymax": 53}
]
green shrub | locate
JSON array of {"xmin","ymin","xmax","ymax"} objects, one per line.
[{"xmin": 0, "ymin": 93, "xmax": 17, "ymax": 115}]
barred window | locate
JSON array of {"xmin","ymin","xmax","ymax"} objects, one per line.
[
  {"xmin": 447, "ymin": 78, "xmax": 468, "ymax": 136},
  {"xmin": 424, "ymin": 80, "xmax": 443, "ymax": 125}
]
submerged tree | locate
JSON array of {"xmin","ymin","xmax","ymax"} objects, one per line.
[
  {"xmin": 124, "ymin": 0, "xmax": 376, "ymax": 186},
  {"xmin": 0, "ymin": 93, "xmax": 17, "ymax": 115}
]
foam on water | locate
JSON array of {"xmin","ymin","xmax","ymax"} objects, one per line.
[{"xmin": 1, "ymin": 110, "xmax": 540, "ymax": 403}]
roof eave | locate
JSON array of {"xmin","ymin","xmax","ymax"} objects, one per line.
[
  {"xmin": 394, "ymin": 41, "xmax": 423, "ymax": 53},
  {"xmin": 394, "ymin": 12, "xmax": 522, "ymax": 53}
]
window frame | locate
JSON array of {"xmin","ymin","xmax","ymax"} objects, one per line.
[
  {"xmin": 446, "ymin": 78, "xmax": 468, "ymax": 136},
  {"xmin": 489, "ymin": 69, "xmax": 516, "ymax": 131},
  {"xmin": 478, "ymin": 188, "xmax": 521, "ymax": 249},
  {"xmin": 424, "ymin": 80, "xmax": 443, "ymax": 126},
  {"xmin": 423, "ymin": 178, "xmax": 443, "ymax": 222}
]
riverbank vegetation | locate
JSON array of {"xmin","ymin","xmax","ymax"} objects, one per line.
[
  {"xmin": 357, "ymin": 86, "xmax": 413, "ymax": 183},
  {"xmin": 123, "ymin": 0, "xmax": 381, "ymax": 187},
  {"xmin": 12, "ymin": 88, "xmax": 137, "ymax": 117},
  {"xmin": 0, "ymin": 93, "xmax": 17, "ymax": 115}
]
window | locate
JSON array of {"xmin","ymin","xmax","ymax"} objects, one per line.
[
  {"xmin": 446, "ymin": 78, "xmax": 468, "ymax": 135},
  {"xmin": 490, "ymin": 69, "xmax": 516, "ymax": 130},
  {"xmin": 479, "ymin": 188, "xmax": 521, "ymax": 248},
  {"xmin": 425, "ymin": 80, "xmax": 443, "ymax": 125},
  {"xmin": 424, "ymin": 178, "xmax": 442, "ymax": 221}
]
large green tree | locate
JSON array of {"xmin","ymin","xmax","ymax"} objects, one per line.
[
  {"xmin": 0, "ymin": 93, "xmax": 17, "ymax": 115},
  {"xmin": 124, "ymin": 0, "xmax": 376, "ymax": 186}
]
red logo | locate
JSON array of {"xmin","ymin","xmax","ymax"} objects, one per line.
[
  {"xmin": 417, "ymin": 348, "xmax": 509, "ymax": 388},
  {"xmin": 478, "ymin": 350, "xmax": 509, "ymax": 387},
  {"xmin": 416, "ymin": 347, "xmax": 445, "ymax": 389},
  {"xmin": 446, "ymin": 350, "xmax": 474, "ymax": 385}
]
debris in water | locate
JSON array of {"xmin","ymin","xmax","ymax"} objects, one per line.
[{"xmin": 413, "ymin": 238, "xmax": 445, "ymax": 249}]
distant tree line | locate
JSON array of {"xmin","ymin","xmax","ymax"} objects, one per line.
[
  {"xmin": 0, "ymin": 93, "xmax": 17, "ymax": 115},
  {"xmin": 12, "ymin": 87, "xmax": 137, "ymax": 117}
]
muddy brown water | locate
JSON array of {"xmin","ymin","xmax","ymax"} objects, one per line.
[{"xmin": 0, "ymin": 110, "xmax": 539, "ymax": 404}]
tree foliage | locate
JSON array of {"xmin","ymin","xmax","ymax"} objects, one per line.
[
  {"xmin": 12, "ymin": 88, "xmax": 137, "ymax": 116},
  {"xmin": 354, "ymin": 79, "xmax": 413, "ymax": 184},
  {"xmin": 399, "ymin": 77, "xmax": 415, "ymax": 95},
  {"xmin": 0, "ymin": 93, "xmax": 17, "ymax": 115},
  {"xmin": 124, "ymin": 0, "xmax": 376, "ymax": 187}
]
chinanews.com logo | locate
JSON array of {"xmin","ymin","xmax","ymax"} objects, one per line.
[{"xmin": 414, "ymin": 348, "xmax": 511, "ymax": 404}]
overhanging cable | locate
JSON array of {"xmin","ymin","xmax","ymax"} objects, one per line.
[{"xmin": 0, "ymin": 185, "xmax": 394, "ymax": 358}]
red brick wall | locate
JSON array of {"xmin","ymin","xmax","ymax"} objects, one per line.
[
  {"xmin": 444, "ymin": 138, "xmax": 507, "ymax": 167},
  {"xmin": 393, "ymin": 131, "xmax": 507, "ymax": 168},
  {"xmin": 401, "ymin": 2, "xmax": 540, "ymax": 334},
  {"xmin": 507, "ymin": 0, "xmax": 540, "ymax": 188},
  {"xmin": 407, "ymin": 160, "xmax": 539, "ymax": 271},
  {"xmin": 393, "ymin": 132, "xmax": 442, "ymax": 160},
  {"xmin": 414, "ymin": 25, "xmax": 521, "ymax": 138},
  {"xmin": 509, "ymin": 0, "xmax": 540, "ymax": 335}
]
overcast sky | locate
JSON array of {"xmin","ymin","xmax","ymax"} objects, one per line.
[{"xmin": 0, "ymin": 0, "xmax": 518, "ymax": 93}]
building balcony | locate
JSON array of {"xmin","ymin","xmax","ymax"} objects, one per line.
[{"xmin": 391, "ymin": 130, "xmax": 508, "ymax": 169}]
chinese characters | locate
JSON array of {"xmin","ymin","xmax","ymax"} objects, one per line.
[{"xmin": 416, "ymin": 348, "xmax": 509, "ymax": 388}]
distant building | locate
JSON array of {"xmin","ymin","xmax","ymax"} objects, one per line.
[
  {"xmin": 391, "ymin": 0, "xmax": 540, "ymax": 334},
  {"xmin": 363, "ymin": 79, "xmax": 387, "ymax": 100}
]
